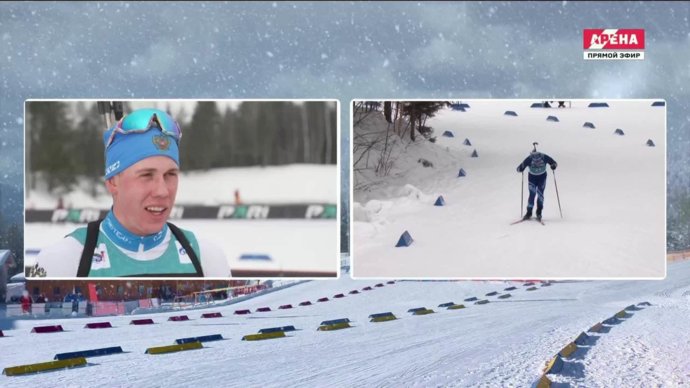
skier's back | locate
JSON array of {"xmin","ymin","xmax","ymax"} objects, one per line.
[{"xmin": 516, "ymin": 144, "xmax": 557, "ymax": 222}]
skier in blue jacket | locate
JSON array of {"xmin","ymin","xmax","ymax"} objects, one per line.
[{"xmin": 516, "ymin": 144, "xmax": 557, "ymax": 222}]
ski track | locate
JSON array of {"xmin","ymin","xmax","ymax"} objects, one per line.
[
  {"xmin": 353, "ymin": 100, "xmax": 665, "ymax": 279},
  {"xmin": 1, "ymin": 259, "xmax": 687, "ymax": 386}
]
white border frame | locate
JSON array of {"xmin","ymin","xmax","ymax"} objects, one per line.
[
  {"xmin": 349, "ymin": 98, "xmax": 667, "ymax": 281},
  {"xmin": 24, "ymin": 98, "xmax": 341, "ymax": 281}
]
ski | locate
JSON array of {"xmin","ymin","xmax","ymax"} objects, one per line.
[{"xmin": 510, "ymin": 218, "xmax": 545, "ymax": 225}]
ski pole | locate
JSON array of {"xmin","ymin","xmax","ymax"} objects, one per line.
[
  {"xmin": 521, "ymin": 170, "xmax": 524, "ymax": 218},
  {"xmin": 112, "ymin": 101, "xmax": 124, "ymax": 121},
  {"xmin": 553, "ymin": 170, "xmax": 563, "ymax": 218},
  {"xmin": 96, "ymin": 101, "xmax": 124, "ymax": 131},
  {"xmin": 97, "ymin": 101, "xmax": 112, "ymax": 131}
]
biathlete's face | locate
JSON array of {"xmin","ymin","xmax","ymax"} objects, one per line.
[{"xmin": 106, "ymin": 156, "xmax": 179, "ymax": 236}]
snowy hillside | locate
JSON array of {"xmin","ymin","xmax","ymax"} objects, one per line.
[
  {"xmin": 353, "ymin": 101, "xmax": 665, "ymax": 279},
  {"xmin": 27, "ymin": 164, "xmax": 337, "ymax": 209},
  {"xmin": 24, "ymin": 164, "xmax": 339, "ymax": 276},
  {"xmin": 2, "ymin": 258, "xmax": 688, "ymax": 387}
]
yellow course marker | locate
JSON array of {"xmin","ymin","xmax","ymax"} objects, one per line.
[
  {"xmin": 145, "ymin": 341, "xmax": 203, "ymax": 354},
  {"xmin": 3, "ymin": 357, "xmax": 87, "ymax": 376},
  {"xmin": 543, "ymin": 355, "xmax": 563, "ymax": 374},
  {"xmin": 370, "ymin": 315, "xmax": 397, "ymax": 322},
  {"xmin": 559, "ymin": 342, "xmax": 577, "ymax": 358},
  {"xmin": 317, "ymin": 322, "xmax": 352, "ymax": 331},
  {"xmin": 588, "ymin": 322, "xmax": 603, "ymax": 333},
  {"xmin": 242, "ymin": 331, "xmax": 287, "ymax": 341},
  {"xmin": 536, "ymin": 374, "xmax": 553, "ymax": 388}
]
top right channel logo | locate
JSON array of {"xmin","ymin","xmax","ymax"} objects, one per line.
[{"xmin": 583, "ymin": 29, "xmax": 645, "ymax": 61}]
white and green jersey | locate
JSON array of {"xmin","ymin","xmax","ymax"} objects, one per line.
[
  {"xmin": 69, "ymin": 223, "xmax": 200, "ymax": 277},
  {"xmin": 34, "ymin": 212, "xmax": 230, "ymax": 278}
]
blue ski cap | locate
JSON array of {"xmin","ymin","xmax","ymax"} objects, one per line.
[{"xmin": 103, "ymin": 108, "xmax": 180, "ymax": 179}]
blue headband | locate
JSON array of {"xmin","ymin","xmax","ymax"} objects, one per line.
[{"xmin": 103, "ymin": 125, "xmax": 180, "ymax": 179}]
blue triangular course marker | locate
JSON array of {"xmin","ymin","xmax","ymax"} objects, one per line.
[
  {"xmin": 463, "ymin": 138, "xmax": 471, "ymax": 146},
  {"xmin": 651, "ymin": 101, "xmax": 665, "ymax": 107},
  {"xmin": 546, "ymin": 115, "xmax": 559, "ymax": 122},
  {"xmin": 471, "ymin": 149, "xmax": 478, "ymax": 158},
  {"xmin": 614, "ymin": 128, "xmax": 625, "ymax": 135},
  {"xmin": 434, "ymin": 196, "xmax": 445, "ymax": 206},
  {"xmin": 458, "ymin": 168, "xmax": 466, "ymax": 177},
  {"xmin": 504, "ymin": 110, "xmax": 518, "ymax": 116},
  {"xmin": 442, "ymin": 131, "xmax": 454, "ymax": 137},
  {"xmin": 395, "ymin": 231, "xmax": 413, "ymax": 247},
  {"xmin": 583, "ymin": 122, "xmax": 595, "ymax": 129},
  {"xmin": 646, "ymin": 139, "xmax": 655, "ymax": 147}
]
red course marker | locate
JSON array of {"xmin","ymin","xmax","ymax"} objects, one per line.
[{"xmin": 31, "ymin": 325, "xmax": 64, "ymax": 333}]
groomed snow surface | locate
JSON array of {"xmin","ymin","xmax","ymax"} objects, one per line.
[
  {"xmin": 1, "ymin": 259, "xmax": 689, "ymax": 387},
  {"xmin": 353, "ymin": 100, "xmax": 665, "ymax": 279}
]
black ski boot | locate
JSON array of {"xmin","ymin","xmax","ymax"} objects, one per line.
[
  {"xmin": 522, "ymin": 209, "xmax": 533, "ymax": 221},
  {"xmin": 536, "ymin": 207, "xmax": 542, "ymax": 222}
]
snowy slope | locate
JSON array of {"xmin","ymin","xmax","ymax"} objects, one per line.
[
  {"xmin": 1, "ymin": 259, "xmax": 688, "ymax": 387},
  {"xmin": 27, "ymin": 164, "xmax": 337, "ymax": 209},
  {"xmin": 24, "ymin": 164, "xmax": 339, "ymax": 275},
  {"xmin": 353, "ymin": 100, "xmax": 665, "ymax": 279}
]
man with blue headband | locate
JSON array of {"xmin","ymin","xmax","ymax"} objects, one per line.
[{"xmin": 34, "ymin": 108, "xmax": 230, "ymax": 277}]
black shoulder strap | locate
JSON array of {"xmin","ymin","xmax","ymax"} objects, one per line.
[
  {"xmin": 77, "ymin": 220, "xmax": 204, "ymax": 278},
  {"xmin": 77, "ymin": 219, "xmax": 103, "ymax": 277},
  {"xmin": 167, "ymin": 222, "xmax": 204, "ymax": 277}
]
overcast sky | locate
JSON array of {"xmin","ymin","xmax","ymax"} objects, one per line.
[{"xmin": 1, "ymin": 2, "xmax": 689, "ymax": 217}]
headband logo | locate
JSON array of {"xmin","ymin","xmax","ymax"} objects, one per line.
[
  {"xmin": 152, "ymin": 134, "xmax": 171, "ymax": 151},
  {"xmin": 105, "ymin": 161, "xmax": 120, "ymax": 175}
]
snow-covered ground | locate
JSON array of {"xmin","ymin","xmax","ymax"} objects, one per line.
[
  {"xmin": 25, "ymin": 220, "xmax": 338, "ymax": 276},
  {"xmin": 353, "ymin": 101, "xmax": 666, "ymax": 279},
  {"xmin": 1, "ymin": 258, "xmax": 688, "ymax": 387},
  {"xmin": 24, "ymin": 164, "xmax": 339, "ymax": 276},
  {"xmin": 26, "ymin": 164, "xmax": 337, "ymax": 209}
]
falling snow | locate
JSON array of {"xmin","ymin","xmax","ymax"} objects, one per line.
[{"xmin": 0, "ymin": 1, "xmax": 688, "ymax": 249}]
